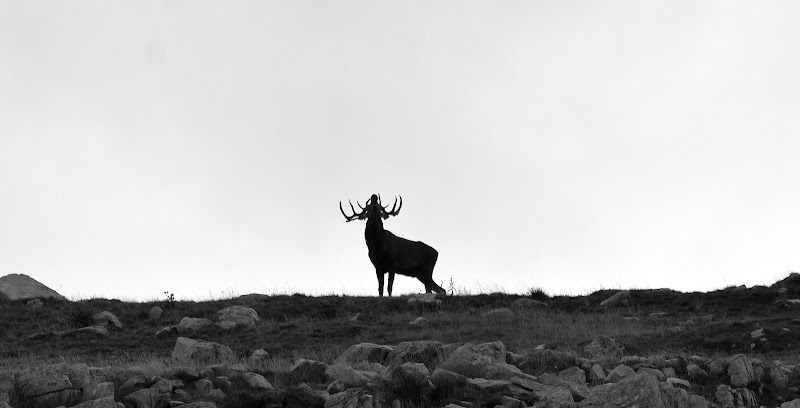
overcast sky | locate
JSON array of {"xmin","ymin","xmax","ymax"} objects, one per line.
[{"xmin": 2, "ymin": 2, "xmax": 800, "ymax": 300}]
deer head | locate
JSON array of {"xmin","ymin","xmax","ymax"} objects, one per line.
[{"xmin": 339, "ymin": 194, "xmax": 402, "ymax": 222}]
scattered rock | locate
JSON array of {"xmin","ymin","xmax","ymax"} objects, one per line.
[
  {"xmin": 325, "ymin": 389, "xmax": 374, "ymax": 408},
  {"xmin": 93, "ymin": 311, "xmax": 122, "ymax": 330},
  {"xmin": 176, "ymin": 317, "xmax": 213, "ymax": 335},
  {"xmin": 440, "ymin": 341, "xmax": 523, "ymax": 380},
  {"xmin": 727, "ymin": 354, "xmax": 754, "ymax": 388},
  {"xmin": 481, "ymin": 308, "xmax": 515, "ymax": 319},
  {"xmin": 148, "ymin": 307, "xmax": 164, "ymax": 321},
  {"xmin": 289, "ymin": 358, "xmax": 328, "ymax": 384},
  {"xmin": 580, "ymin": 373, "xmax": 667, "ymax": 408},
  {"xmin": 385, "ymin": 340, "xmax": 444, "ymax": 370},
  {"xmin": 336, "ymin": 343, "xmax": 393, "ymax": 366},
  {"xmin": 0, "ymin": 273, "xmax": 65, "ymax": 301},
  {"xmin": 215, "ymin": 305, "xmax": 259, "ymax": 329},
  {"xmin": 407, "ymin": 293, "xmax": 443, "ymax": 307},
  {"xmin": 605, "ymin": 364, "xmax": 636, "ymax": 383},
  {"xmin": 599, "ymin": 290, "xmax": 630, "ymax": 307},
  {"xmin": 410, "ymin": 316, "xmax": 428, "ymax": 325},
  {"xmin": 583, "ymin": 336, "xmax": 624, "ymax": 361},
  {"xmin": 250, "ymin": 349, "xmax": 269, "ymax": 362},
  {"xmin": 326, "ymin": 365, "xmax": 369, "ymax": 388},
  {"xmin": 171, "ymin": 337, "xmax": 234, "ymax": 363},
  {"xmin": 242, "ymin": 373, "xmax": 273, "ymax": 390}
]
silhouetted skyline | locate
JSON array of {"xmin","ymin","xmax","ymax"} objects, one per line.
[{"xmin": 2, "ymin": 2, "xmax": 799, "ymax": 300}]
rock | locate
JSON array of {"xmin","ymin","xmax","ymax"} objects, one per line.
[
  {"xmin": 636, "ymin": 367, "xmax": 665, "ymax": 382},
  {"xmin": 539, "ymin": 372, "xmax": 589, "ymax": 401},
  {"xmin": 431, "ymin": 368, "xmax": 469, "ymax": 389},
  {"xmin": 119, "ymin": 375, "xmax": 157, "ymax": 396},
  {"xmin": 667, "ymin": 377, "xmax": 691, "ymax": 390},
  {"xmin": 512, "ymin": 298, "xmax": 548, "ymax": 310},
  {"xmin": 381, "ymin": 362, "xmax": 431, "ymax": 390},
  {"xmin": 583, "ymin": 336, "xmax": 624, "ymax": 361},
  {"xmin": 660, "ymin": 382, "xmax": 689, "ymax": 408},
  {"xmin": 467, "ymin": 378, "xmax": 511, "ymax": 400},
  {"xmin": 579, "ymin": 373, "xmax": 666, "ymax": 408},
  {"xmin": 82, "ymin": 382, "xmax": 115, "ymax": 401},
  {"xmin": 0, "ymin": 273, "xmax": 64, "ymax": 301},
  {"xmin": 154, "ymin": 326, "xmax": 177, "ymax": 339},
  {"xmin": 325, "ymin": 389, "xmax": 374, "ymax": 408},
  {"xmin": 16, "ymin": 363, "xmax": 89, "ymax": 408},
  {"xmin": 181, "ymin": 403, "xmax": 218, "ymax": 408},
  {"xmin": 242, "ymin": 373, "xmax": 273, "ymax": 390},
  {"xmin": 327, "ymin": 365, "xmax": 369, "ymax": 388},
  {"xmin": 27, "ymin": 298, "xmax": 44, "ymax": 308},
  {"xmin": 605, "ymin": 364, "xmax": 636, "ymax": 383},
  {"xmin": 176, "ymin": 317, "xmax": 213, "ymax": 335},
  {"xmin": 781, "ymin": 399, "xmax": 800, "ymax": 408},
  {"xmin": 686, "ymin": 364, "xmax": 708, "ymax": 382},
  {"xmin": 149, "ymin": 307, "xmax": 164, "ymax": 321},
  {"xmin": 410, "ymin": 317, "xmax": 428, "ymax": 325},
  {"xmin": 194, "ymin": 378, "xmax": 214, "ymax": 395},
  {"xmin": 771, "ymin": 363, "xmax": 790, "ymax": 390},
  {"xmin": 289, "ymin": 359, "xmax": 328, "ymax": 384},
  {"xmin": 587, "ymin": 364, "xmax": 606, "ymax": 383},
  {"xmin": 509, "ymin": 376, "xmax": 574, "ymax": 407},
  {"xmin": 336, "ymin": 343, "xmax": 393, "ymax": 366},
  {"xmin": 501, "ymin": 396, "xmax": 524, "ymax": 408},
  {"xmin": 599, "ymin": 290, "xmax": 630, "ymax": 307},
  {"xmin": 560, "ymin": 366, "xmax": 587, "ymax": 385},
  {"xmin": 171, "ymin": 337, "xmax": 234, "ymax": 363},
  {"xmin": 661, "ymin": 367, "xmax": 677, "ymax": 379},
  {"xmin": 407, "ymin": 293, "xmax": 443, "ymax": 307},
  {"xmin": 72, "ymin": 397, "xmax": 118, "ymax": 408},
  {"xmin": 708, "ymin": 357, "xmax": 728, "ymax": 377},
  {"xmin": 481, "ymin": 308, "xmax": 515, "ymax": 319},
  {"xmin": 688, "ymin": 395, "xmax": 709, "ymax": 408},
  {"xmin": 250, "ymin": 349, "xmax": 269, "ymax": 362},
  {"xmin": 727, "ymin": 354, "xmax": 754, "ymax": 387},
  {"xmin": 440, "ymin": 341, "xmax": 523, "ymax": 380},
  {"xmin": 385, "ymin": 340, "xmax": 444, "ymax": 370},
  {"xmin": 124, "ymin": 388, "xmax": 169, "ymax": 408},
  {"xmin": 204, "ymin": 388, "xmax": 226, "ymax": 401},
  {"xmin": 215, "ymin": 305, "xmax": 259, "ymax": 329},
  {"xmin": 93, "ymin": 311, "xmax": 122, "ymax": 330},
  {"xmin": 715, "ymin": 384, "xmax": 734, "ymax": 408}
]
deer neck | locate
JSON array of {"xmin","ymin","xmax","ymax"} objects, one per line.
[{"xmin": 364, "ymin": 213, "xmax": 385, "ymax": 250}]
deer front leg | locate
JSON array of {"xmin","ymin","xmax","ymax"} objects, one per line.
[
  {"xmin": 376, "ymin": 269, "xmax": 384, "ymax": 297},
  {"xmin": 387, "ymin": 271, "xmax": 395, "ymax": 296}
]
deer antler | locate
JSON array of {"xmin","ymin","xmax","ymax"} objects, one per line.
[
  {"xmin": 340, "ymin": 200, "xmax": 367, "ymax": 222},
  {"xmin": 381, "ymin": 196, "xmax": 402, "ymax": 219}
]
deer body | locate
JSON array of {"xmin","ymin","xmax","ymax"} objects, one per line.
[{"xmin": 341, "ymin": 194, "xmax": 445, "ymax": 297}]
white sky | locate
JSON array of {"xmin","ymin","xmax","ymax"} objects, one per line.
[{"xmin": 2, "ymin": 1, "xmax": 800, "ymax": 300}]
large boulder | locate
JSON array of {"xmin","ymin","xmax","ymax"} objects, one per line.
[
  {"xmin": 440, "ymin": 341, "xmax": 524, "ymax": 380},
  {"xmin": 325, "ymin": 389, "xmax": 374, "ymax": 408},
  {"xmin": 176, "ymin": 317, "xmax": 213, "ymax": 335},
  {"xmin": 92, "ymin": 311, "xmax": 122, "ymax": 330},
  {"xmin": 579, "ymin": 373, "xmax": 666, "ymax": 408},
  {"xmin": 727, "ymin": 354, "xmax": 754, "ymax": 388},
  {"xmin": 599, "ymin": 290, "xmax": 630, "ymax": 308},
  {"xmin": 385, "ymin": 340, "xmax": 444, "ymax": 370},
  {"xmin": 215, "ymin": 305, "xmax": 259, "ymax": 329},
  {"xmin": 0, "ymin": 274, "xmax": 64, "ymax": 301},
  {"xmin": 171, "ymin": 337, "xmax": 234, "ymax": 363},
  {"xmin": 71, "ymin": 397, "xmax": 117, "ymax": 408},
  {"xmin": 336, "ymin": 343, "xmax": 394, "ymax": 366},
  {"xmin": 512, "ymin": 298, "xmax": 548, "ymax": 310},
  {"xmin": 288, "ymin": 359, "xmax": 328, "ymax": 384},
  {"xmin": 15, "ymin": 363, "xmax": 90, "ymax": 408}
]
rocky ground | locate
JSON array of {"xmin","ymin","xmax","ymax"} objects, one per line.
[{"xmin": 3, "ymin": 273, "xmax": 800, "ymax": 407}]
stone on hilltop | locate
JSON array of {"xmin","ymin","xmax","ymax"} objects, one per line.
[
  {"xmin": 407, "ymin": 293, "xmax": 442, "ymax": 307},
  {"xmin": 727, "ymin": 354, "xmax": 755, "ymax": 387},
  {"xmin": 215, "ymin": 305, "xmax": 259, "ymax": 329},
  {"xmin": 0, "ymin": 274, "xmax": 64, "ymax": 301},
  {"xmin": 172, "ymin": 337, "xmax": 234, "ymax": 363},
  {"xmin": 176, "ymin": 317, "xmax": 212, "ymax": 334},
  {"xmin": 599, "ymin": 290, "xmax": 630, "ymax": 307},
  {"xmin": 336, "ymin": 343, "xmax": 394, "ymax": 366},
  {"xmin": 385, "ymin": 340, "xmax": 444, "ymax": 370},
  {"xmin": 512, "ymin": 298, "xmax": 548, "ymax": 310},
  {"xmin": 440, "ymin": 341, "xmax": 524, "ymax": 380},
  {"xmin": 580, "ymin": 373, "xmax": 667, "ymax": 408},
  {"xmin": 92, "ymin": 311, "xmax": 122, "ymax": 330}
]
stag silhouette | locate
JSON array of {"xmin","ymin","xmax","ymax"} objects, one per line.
[{"xmin": 340, "ymin": 194, "xmax": 445, "ymax": 297}]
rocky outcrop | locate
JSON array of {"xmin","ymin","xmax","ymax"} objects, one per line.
[
  {"xmin": 171, "ymin": 337, "xmax": 234, "ymax": 363},
  {"xmin": 0, "ymin": 274, "xmax": 64, "ymax": 301},
  {"xmin": 215, "ymin": 305, "xmax": 259, "ymax": 329}
]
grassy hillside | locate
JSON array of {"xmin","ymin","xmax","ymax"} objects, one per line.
[{"xmin": 3, "ymin": 275, "xmax": 800, "ymax": 373}]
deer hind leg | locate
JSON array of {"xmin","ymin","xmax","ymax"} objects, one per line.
[
  {"xmin": 387, "ymin": 271, "xmax": 395, "ymax": 297},
  {"xmin": 376, "ymin": 269, "xmax": 385, "ymax": 297},
  {"xmin": 423, "ymin": 252, "xmax": 445, "ymax": 295}
]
